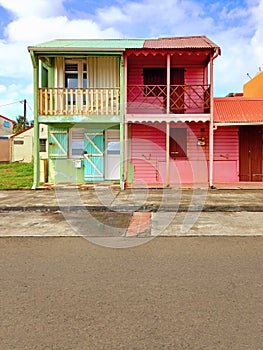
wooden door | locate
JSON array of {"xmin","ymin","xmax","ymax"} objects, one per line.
[
  {"xmin": 83, "ymin": 130, "xmax": 104, "ymax": 182},
  {"xmin": 170, "ymin": 68, "xmax": 185, "ymax": 114},
  {"xmin": 239, "ymin": 126, "xmax": 262, "ymax": 181}
]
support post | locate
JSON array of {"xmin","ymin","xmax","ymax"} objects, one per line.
[
  {"xmin": 209, "ymin": 54, "xmax": 214, "ymax": 188},
  {"xmin": 166, "ymin": 122, "xmax": 170, "ymax": 186},
  {"xmin": 166, "ymin": 54, "xmax": 170, "ymax": 114},
  {"xmin": 119, "ymin": 55, "xmax": 125, "ymax": 190},
  {"xmin": 30, "ymin": 51, "xmax": 40, "ymax": 189}
]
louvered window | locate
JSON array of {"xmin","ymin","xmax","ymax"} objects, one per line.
[{"xmin": 70, "ymin": 128, "xmax": 84, "ymax": 158}]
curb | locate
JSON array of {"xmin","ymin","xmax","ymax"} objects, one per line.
[{"xmin": 1, "ymin": 205, "xmax": 263, "ymax": 212}]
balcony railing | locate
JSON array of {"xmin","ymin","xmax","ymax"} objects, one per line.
[
  {"xmin": 38, "ymin": 88, "xmax": 120, "ymax": 116},
  {"xmin": 127, "ymin": 85, "xmax": 210, "ymax": 114}
]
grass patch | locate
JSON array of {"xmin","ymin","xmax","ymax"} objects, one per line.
[{"xmin": 0, "ymin": 162, "xmax": 33, "ymax": 189}]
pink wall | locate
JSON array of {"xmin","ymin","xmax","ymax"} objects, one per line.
[
  {"xmin": 130, "ymin": 122, "xmax": 209, "ymax": 185},
  {"xmin": 127, "ymin": 55, "xmax": 208, "ymax": 114},
  {"xmin": 213, "ymin": 126, "xmax": 239, "ymax": 182}
]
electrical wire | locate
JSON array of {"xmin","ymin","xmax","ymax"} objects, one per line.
[{"xmin": 0, "ymin": 100, "xmax": 24, "ymax": 108}]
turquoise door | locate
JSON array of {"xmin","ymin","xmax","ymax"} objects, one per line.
[{"xmin": 83, "ymin": 130, "xmax": 104, "ymax": 182}]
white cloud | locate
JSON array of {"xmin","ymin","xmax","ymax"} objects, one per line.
[
  {"xmin": 97, "ymin": 0, "xmax": 213, "ymax": 37},
  {"xmin": 0, "ymin": 84, "xmax": 7, "ymax": 93},
  {"xmin": 0, "ymin": 0, "xmax": 122, "ymax": 119},
  {"xmin": 6, "ymin": 16, "xmax": 121, "ymax": 44},
  {"xmin": 0, "ymin": 0, "xmax": 65, "ymax": 19},
  {"xmin": 0, "ymin": 0, "xmax": 263, "ymax": 118}
]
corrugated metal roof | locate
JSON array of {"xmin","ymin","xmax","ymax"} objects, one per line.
[
  {"xmin": 28, "ymin": 36, "xmax": 220, "ymax": 52},
  {"xmin": 28, "ymin": 39, "xmax": 145, "ymax": 51},
  {"xmin": 144, "ymin": 36, "xmax": 220, "ymax": 50},
  {"xmin": 214, "ymin": 97, "xmax": 263, "ymax": 124}
]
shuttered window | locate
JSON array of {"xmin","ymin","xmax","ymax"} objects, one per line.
[
  {"xmin": 70, "ymin": 128, "xmax": 84, "ymax": 158},
  {"xmin": 49, "ymin": 128, "xmax": 68, "ymax": 158}
]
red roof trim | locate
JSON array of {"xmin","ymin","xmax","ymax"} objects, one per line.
[
  {"xmin": 10, "ymin": 126, "xmax": 34, "ymax": 138},
  {"xmin": 0, "ymin": 115, "xmax": 16, "ymax": 124}
]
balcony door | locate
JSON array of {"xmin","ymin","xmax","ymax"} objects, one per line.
[
  {"xmin": 170, "ymin": 68, "xmax": 185, "ymax": 114},
  {"xmin": 143, "ymin": 67, "xmax": 185, "ymax": 113},
  {"xmin": 65, "ymin": 60, "xmax": 87, "ymax": 107}
]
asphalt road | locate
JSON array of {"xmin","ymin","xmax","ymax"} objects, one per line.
[{"xmin": 1, "ymin": 237, "xmax": 263, "ymax": 349}]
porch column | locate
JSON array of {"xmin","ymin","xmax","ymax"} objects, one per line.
[
  {"xmin": 166, "ymin": 54, "xmax": 171, "ymax": 186},
  {"xmin": 209, "ymin": 54, "xmax": 214, "ymax": 188},
  {"xmin": 119, "ymin": 55, "xmax": 125, "ymax": 190},
  {"xmin": 166, "ymin": 53, "xmax": 171, "ymax": 114},
  {"xmin": 30, "ymin": 51, "xmax": 40, "ymax": 189},
  {"xmin": 166, "ymin": 122, "xmax": 170, "ymax": 186},
  {"xmin": 124, "ymin": 122, "xmax": 128, "ymax": 186},
  {"xmin": 123, "ymin": 54, "xmax": 128, "ymax": 187}
]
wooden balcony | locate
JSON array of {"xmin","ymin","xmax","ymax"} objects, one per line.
[
  {"xmin": 127, "ymin": 85, "xmax": 210, "ymax": 114},
  {"xmin": 38, "ymin": 88, "xmax": 120, "ymax": 116}
]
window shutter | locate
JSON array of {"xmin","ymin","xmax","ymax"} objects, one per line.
[{"xmin": 49, "ymin": 128, "xmax": 68, "ymax": 158}]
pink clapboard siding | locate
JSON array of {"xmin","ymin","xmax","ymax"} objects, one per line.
[
  {"xmin": 184, "ymin": 67, "xmax": 207, "ymax": 114},
  {"xmin": 127, "ymin": 55, "xmax": 207, "ymax": 114},
  {"xmin": 130, "ymin": 122, "xmax": 209, "ymax": 184},
  {"xmin": 213, "ymin": 126, "xmax": 239, "ymax": 182}
]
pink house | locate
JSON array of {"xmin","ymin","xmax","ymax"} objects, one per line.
[
  {"xmin": 214, "ymin": 97, "xmax": 263, "ymax": 183},
  {"xmin": 123, "ymin": 36, "xmax": 221, "ymax": 187}
]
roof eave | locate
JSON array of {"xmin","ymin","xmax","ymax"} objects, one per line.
[
  {"xmin": 214, "ymin": 121, "xmax": 263, "ymax": 126},
  {"xmin": 28, "ymin": 47, "xmax": 126, "ymax": 53}
]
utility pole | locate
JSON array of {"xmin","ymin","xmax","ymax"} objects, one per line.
[{"xmin": 23, "ymin": 99, "xmax": 26, "ymax": 130}]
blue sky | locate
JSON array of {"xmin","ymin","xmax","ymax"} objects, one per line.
[{"xmin": 0, "ymin": 0, "xmax": 262, "ymax": 121}]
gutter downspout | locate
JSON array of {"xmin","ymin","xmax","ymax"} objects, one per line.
[
  {"xmin": 30, "ymin": 50, "xmax": 40, "ymax": 189},
  {"xmin": 209, "ymin": 48, "xmax": 220, "ymax": 188}
]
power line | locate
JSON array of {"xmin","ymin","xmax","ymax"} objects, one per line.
[
  {"xmin": 26, "ymin": 100, "xmax": 34, "ymax": 114},
  {"xmin": 0, "ymin": 100, "xmax": 24, "ymax": 108}
]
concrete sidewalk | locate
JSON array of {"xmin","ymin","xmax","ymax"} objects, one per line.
[
  {"xmin": 0, "ymin": 188, "xmax": 263, "ymax": 212},
  {"xmin": 0, "ymin": 188, "xmax": 263, "ymax": 237}
]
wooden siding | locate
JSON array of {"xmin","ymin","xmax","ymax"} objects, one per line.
[
  {"xmin": 184, "ymin": 68, "xmax": 208, "ymax": 114},
  {"xmin": 87, "ymin": 57, "xmax": 119, "ymax": 88},
  {"xmin": 130, "ymin": 122, "xmax": 209, "ymax": 184},
  {"xmin": 213, "ymin": 126, "xmax": 239, "ymax": 182},
  {"xmin": 127, "ymin": 56, "xmax": 209, "ymax": 114},
  {"xmin": 55, "ymin": 57, "xmax": 119, "ymax": 89},
  {"xmin": 130, "ymin": 123, "xmax": 166, "ymax": 183}
]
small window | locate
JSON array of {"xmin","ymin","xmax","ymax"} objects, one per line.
[
  {"xmin": 143, "ymin": 68, "xmax": 166, "ymax": 97},
  {"xmin": 3, "ymin": 121, "xmax": 10, "ymax": 128},
  {"xmin": 65, "ymin": 63, "xmax": 78, "ymax": 72},
  {"xmin": 14, "ymin": 140, "xmax": 24, "ymax": 145},
  {"xmin": 107, "ymin": 141, "xmax": 120, "ymax": 155},
  {"xmin": 170, "ymin": 128, "xmax": 187, "ymax": 158},
  {"xmin": 40, "ymin": 139, "xmax": 47, "ymax": 152},
  {"xmin": 70, "ymin": 128, "xmax": 84, "ymax": 158}
]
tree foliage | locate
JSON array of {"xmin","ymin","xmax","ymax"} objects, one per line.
[{"xmin": 12, "ymin": 116, "xmax": 33, "ymax": 134}]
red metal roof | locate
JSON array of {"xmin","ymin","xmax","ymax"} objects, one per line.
[
  {"xmin": 144, "ymin": 36, "xmax": 220, "ymax": 51},
  {"xmin": 214, "ymin": 97, "xmax": 263, "ymax": 124}
]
